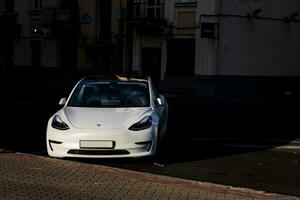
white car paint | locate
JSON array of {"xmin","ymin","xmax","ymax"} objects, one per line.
[
  {"xmin": 64, "ymin": 107, "xmax": 152, "ymax": 129},
  {"xmin": 46, "ymin": 76, "xmax": 168, "ymax": 158}
]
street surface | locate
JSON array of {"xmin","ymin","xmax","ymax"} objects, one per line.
[
  {"xmin": 1, "ymin": 94, "xmax": 300, "ymax": 197},
  {"xmin": 2, "ymin": 152, "xmax": 298, "ymax": 200}
]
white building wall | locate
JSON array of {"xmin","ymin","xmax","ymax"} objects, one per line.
[
  {"xmin": 197, "ymin": 0, "xmax": 218, "ymax": 15},
  {"xmin": 219, "ymin": 0, "xmax": 295, "ymax": 18},
  {"xmin": 218, "ymin": 0, "xmax": 300, "ymax": 77},
  {"xmin": 164, "ymin": 0, "xmax": 175, "ymax": 24},
  {"xmin": 195, "ymin": 0, "xmax": 218, "ymax": 75},
  {"xmin": 219, "ymin": 18, "xmax": 300, "ymax": 76},
  {"xmin": 161, "ymin": 0, "xmax": 173, "ymax": 79},
  {"xmin": 195, "ymin": 0, "xmax": 300, "ymax": 77}
]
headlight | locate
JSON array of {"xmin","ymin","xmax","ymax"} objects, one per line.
[
  {"xmin": 51, "ymin": 115, "xmax": 70, "ymax": 130},
  {"xmin": 129, "ymin": 116, "xmax": 152, "ymax": 131}
]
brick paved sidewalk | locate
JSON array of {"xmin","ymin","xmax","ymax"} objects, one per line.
[{"xmin": 0, "ymin": 151, "xmax": 298, "ymax": 200}]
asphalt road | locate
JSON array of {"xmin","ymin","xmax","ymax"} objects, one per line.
[{"xmin": 1, "ymin": 98, "xmax": 300, "ymax": 197}]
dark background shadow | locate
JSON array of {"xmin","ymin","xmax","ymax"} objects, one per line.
[
  {"xmin": 1, "ymin": 73, "xmax": 300, "ymax": 196},
  {"xmin": 1, "ymin": 73, "xmax": 299, "ymax": 157}
]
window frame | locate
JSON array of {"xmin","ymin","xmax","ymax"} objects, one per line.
[{"xmin": 32, "ymin": 0, "xmax": 42, "ymax": 10}]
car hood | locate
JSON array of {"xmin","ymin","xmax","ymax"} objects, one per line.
[{"xmin": 63, "ymin": 107, "xmax": 152, "ymax": 129}]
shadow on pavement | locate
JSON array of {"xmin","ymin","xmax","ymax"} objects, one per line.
[
  {"xmin": 1, "ymin": 73, "xmax": 300, "ymax": 197},
  {"xmin": 1, "ymin": 91, "xmax": 300, "ymax": 158},
  {"xmin": 1, "ymin": 81, "xmax": 300, "ymax": 197}
]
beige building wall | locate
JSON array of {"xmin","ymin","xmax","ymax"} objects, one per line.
[
  {"xmin": 79, "ymin": 0, "xmax": 96, "ymax": 41},
  {"xmin": 78, "ymin": 0, "xmax": 122, "ymax": 72},
  {"xmin": 132, "ymin": 33, "xmax": 163, "ymax": 75},
  {"xmin": 78, "ymin": 0, "xmax": 96, "ymax": 70},
  {"xmin": 161, "ymin": 0, "xmax": 197, "ymax": 79},
  {"xmin": 111, "ymin": 0, "xmax": 122, "ymax": 37}
]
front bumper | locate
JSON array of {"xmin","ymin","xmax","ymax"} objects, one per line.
[{"xmin": 46, "ymin": 125, "xmax": 157, "ymax": 158}]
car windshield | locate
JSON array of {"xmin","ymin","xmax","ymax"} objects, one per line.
[{"xmin": 67, "ymin": 81, "xmax": 150, "ymax": 108}]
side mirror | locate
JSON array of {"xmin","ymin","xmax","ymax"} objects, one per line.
[
  {"xmin": 159, "ymin": 95, "xmax": 167, "ymax": 105},
  {"xmin": 156, "ymin": 98, "xmax": 162, "ymax": 106},
  {"xmin": 59, "ymin": 98, "xmax": 67, "ymax": 106}
]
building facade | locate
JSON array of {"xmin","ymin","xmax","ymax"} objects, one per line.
[
  {"xmin": 125, "ymin": 0, "xmax": 300, "ymax": 97},
  {"xmin": 195, "ymin": 0, "xmax": 300, "ymax": 97},
  {"xmin": 0, "ymin": 0, "xmax": 20, "ymax": 79},
  {"xmin": 1, "ymin": 0, "xmax": 78, "ymax": 76},
  {"xmin": 77, "ymin": 0, "xmax": 120, "ymax": 74},
  {"xmin": 1, "ymin": 0, "xmax": 300, "ymax": 99}
]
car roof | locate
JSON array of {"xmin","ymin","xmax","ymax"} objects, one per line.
[{"xmin": 82, "ymin": 74, "xmax": 149, "ymax": 83}]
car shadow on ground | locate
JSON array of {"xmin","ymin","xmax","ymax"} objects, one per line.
[
  {"xmin": 1, "ymin": 99, "xmax": 300, "ymax": 161},
  {"xmin": 2, "ymin": 97, "xmax": 300, "ymax": 196},
  {"xmin": 73, "ymin": 135, "xmax": 297, "ymax": 163},
  {"xmin": 64, "ymin": 101, "xmax": 300, "ymax": 174}
]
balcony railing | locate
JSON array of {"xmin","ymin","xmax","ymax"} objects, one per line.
[
  {"xmin": 42, "ymin": 7, "xmax": 56, "ymax": 24},
  {"xmin": 41, "ymin": 7, "xmax": 73, "ymax": 25},
  {"xmin": 39, "ymin": 7, "xmax": 78, "ymax": 37},
  {"xmin": 132, "ymin": 0, "xmax": 165, "ymax": 20},
  {"xmin": 28, "ymin": 9, "xmax": 42, "ymax": 16}
]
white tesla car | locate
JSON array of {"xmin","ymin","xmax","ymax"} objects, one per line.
[{"xmin": 46, "ymin": 75, "xmax": 168, "ymax": 158}]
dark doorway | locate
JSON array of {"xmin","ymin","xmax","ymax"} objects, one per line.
[
  {"xmin": 167, "ymin": 38, "xmax": 195, "ymax": 76},
  {"xmin": 98, "ymin": 0, "xmax": 112, "ymax": 40},
  {"xmin": 31, "ymin": 40, "xmax": 41, "ymax": 67},
  {"xmin": 60, "ymin": 39, "xmax": 77, "ymax": 71},
  {"xmin": 0, "ymin": 43, "xmax": 4, "ymax": 78},
  {"xmin": 0, "ymin": 41, "xmax": 13, "ymax": 78},
  {"xmin": 94, "ymin": 47, "xmax": 114, "ymax": 74},
  {"xmin": 141, "ymin": 48, "xmax": 161, "ymax": 86}
]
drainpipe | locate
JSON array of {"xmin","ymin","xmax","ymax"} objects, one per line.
[{"xmin": 117, "ymin": 0, "xmax": 125, "ymax": 72}]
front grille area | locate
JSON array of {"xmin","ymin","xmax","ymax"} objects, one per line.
[{"xmin": 67, "ymin": 149, "xmax": 130, "ymax": 155}]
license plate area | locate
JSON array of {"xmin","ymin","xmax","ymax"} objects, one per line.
[{"xmin": 80, "ymin": 140, "xmax": 115, "ymax": 149}]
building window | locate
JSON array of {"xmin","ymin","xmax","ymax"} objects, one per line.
[
  {"xmin": 175, "ymin": 0, "xmax": 196, "ymax": 3},
  {"xmin": 133, "ymin": 0, "xmax": 164, "ymax": 19},
  {"xmin": 147, "ymin": 0, "xmax": 161, "ymax": 18},
  {"xmin": 4, "ymin": 0, "xmax": 14, "ymax": 13},
  {"xmin": 175, "ymin": 0, "xmax": 196, "ymax": 7},
  {"xmin": 32, "ymin": 0, "xmax": 42, "ymax": 9},
  {"xmin": 176, "ymin": 11, "xmax": 196, "ymax": 35}
]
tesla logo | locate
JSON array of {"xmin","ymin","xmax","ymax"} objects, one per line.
[{"xmin": 96, "ymin": 124, "xmax": 101, "ymax": 127}]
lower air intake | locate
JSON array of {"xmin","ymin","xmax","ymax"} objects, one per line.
[{"xmin": 67, "ymin": 149, "xmax": 130, "ymax": 155}]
